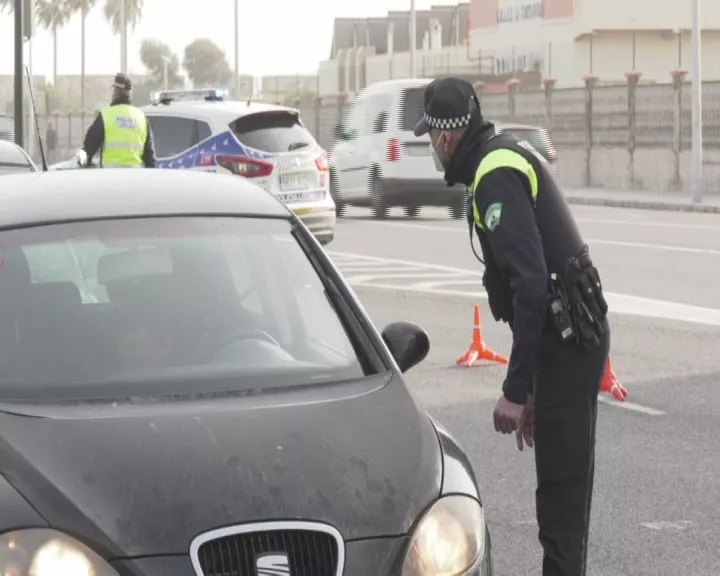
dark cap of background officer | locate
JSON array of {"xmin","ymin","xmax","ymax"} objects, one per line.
[
  {"xmin": 414, "ymin": 76, "xmax": 483, "ymax": 171},
  {"xmin": 111, "ymin": 73, "xmax": 133, "ymax": 105}
]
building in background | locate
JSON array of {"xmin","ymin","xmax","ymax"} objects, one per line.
[
  {"xmin": 469, "ymin": 0, "xmax": 720, "ymax": 87},
  {"xmin": 318, "ymin": 2, "xmax": 493, "ymax": 97},
  {"xmin": 260, "ymin": 74, "xmax": 318, "ymax": 104}
]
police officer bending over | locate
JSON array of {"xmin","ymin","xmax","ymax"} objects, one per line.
[
  {"xmin": 77, "ymin": 73, "xmax": 156, "ymax": 168},
  {"xmin": 415, "ymin": 76, "xmax": 610, "ymax": 576}
]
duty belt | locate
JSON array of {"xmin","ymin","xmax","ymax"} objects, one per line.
[{"xmin": 549, "ymin": 246, "xmax": 608, "ymax": 348}]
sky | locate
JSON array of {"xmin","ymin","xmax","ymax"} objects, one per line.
[{"xmin": 0, "ymin": 0, "xmax": 441, "ymax": 80}]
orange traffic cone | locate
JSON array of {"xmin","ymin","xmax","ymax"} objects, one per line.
[
  {"xmin": 600, "ymin": 356, "xmax": 628, "ymax": 401},
  {"xmin": 456, "ymin": 304, "xmax": 508, "ymax": 367}
]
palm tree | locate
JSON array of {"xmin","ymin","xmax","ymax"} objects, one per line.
[
  {"xmin": 103, "ymin": 0, "xmax": 143, "ymax": 73},
  {"xmin": 35, "ymin": 0, "xmax": 72, "ymax": 84},
  {"xmin": 66, "ymin": 0, "xmax": 96, "ymax": 112}
]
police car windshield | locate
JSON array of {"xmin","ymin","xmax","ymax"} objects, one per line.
[
  {"xmin": 0, "ymin": 217, "xmax": 367, "ymax": 402},
  {"xmin": 400, "ymin": 87, "xmax": 426, "ymax": 133},
  {"xmin": 231, "ymin": 111, "xmax": 316, "ymax": 153}
]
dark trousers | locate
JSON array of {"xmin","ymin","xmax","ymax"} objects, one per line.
[{"xmin": 533, "ymin": 320, "xmax": 610, "ymax": 576}]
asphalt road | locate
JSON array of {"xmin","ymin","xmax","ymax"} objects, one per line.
[{"xmin": 327, "ymin": 205, "xmax": 720, "ymax": 576}]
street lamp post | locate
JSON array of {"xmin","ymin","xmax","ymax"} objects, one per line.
[
  {"xmin": 234, "ymin": 0, "xmax": 239, "ymax": 98},
  {"xmin": 120, "ymin": 0, "xmax": 127, "ymax": 73},
  {"xmin": 691, "ymin": 0, "xmax": 703, "ymax": 203},
  {"xmin": 409, "ymin": 0, "xmax": 416, "ymax": 78},
  {"xmin": 162, "ymin": 57, "xmax": 170, "ymax": 90},
  {"xmin": 14, "ymin": 0, "xmax": 24, "ymax": 146}
]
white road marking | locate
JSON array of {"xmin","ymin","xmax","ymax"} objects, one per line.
[
  {"xmin": 598, "ymin": 396, "xmax": 665, "ymax": 415},
  {"xmin": 329, "ymin": 251, "xmax": 720, "ymax": 326},
  {"xmin": 345, "ymin": 220, "xmax": 720, "ymax": 255},
  {"xmin": 575, "ymin": 217, "xmax": 720, "ymax": 231},
  {"xmin": 641, "ymin": 520, "xmax": 691, "ymax": 530},
  {"xmin": 332, "ymin": 251, "xmax": 670, "ymax": 416}
]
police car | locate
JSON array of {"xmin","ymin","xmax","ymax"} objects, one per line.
[{"xmin": 51, "ymin": 88, "xmax": 336, "ymax": 245}]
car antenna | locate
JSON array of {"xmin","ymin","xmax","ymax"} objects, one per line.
[{"xmin": 25, "ymin": 65, "xmax": 48, "ymax": 171}]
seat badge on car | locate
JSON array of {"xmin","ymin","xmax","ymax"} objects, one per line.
[{"xmin": 256, "ymin": 553, "xmax": 290, "ymax": 575}]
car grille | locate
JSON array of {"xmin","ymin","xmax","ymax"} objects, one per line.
[{"xmin": 193, "ymin": 524, "xmax": 341, "ymax": 576}]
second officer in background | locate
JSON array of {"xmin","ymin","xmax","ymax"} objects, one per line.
[
  {"xmin": 414, "ymin": 76, "xmax": 610, "ymax": 576},
  {"xmin": 77, "ymin": 73, "xmax": 156, "ymax": 168}
]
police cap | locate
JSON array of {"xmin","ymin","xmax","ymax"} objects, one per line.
[
  {"xmin": 413, "ymin": 76, "xmax": 482, "ymax": 137},
  {"xmin": 112, "ymin": 73, "xmax": 132, "ymax": 90}
]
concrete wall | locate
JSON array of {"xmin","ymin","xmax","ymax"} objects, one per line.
[{"xmin": 27, "ymin": 81, "xmax": 720, "ymax": 195}]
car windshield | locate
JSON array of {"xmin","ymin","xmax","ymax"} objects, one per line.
[
  {"xmin": 231, "ymin": 111, "xmax": 316, "ymax": 153},
  {"xmin": 400, "ymin": 87, "xmax": 426, "ymax": 132},
  {"xmin": 0, "ymin": 217, "xmax": 366, "ymax": 401}
]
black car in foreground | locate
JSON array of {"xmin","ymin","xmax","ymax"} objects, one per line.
[{"xmin": 0, "ymin": 169, "xmax": 492, "ymax": 576}]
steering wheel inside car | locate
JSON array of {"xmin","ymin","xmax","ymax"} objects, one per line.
[{"xmin": 206, "ymin": 329, "xmax": 282, "ymax": 361}]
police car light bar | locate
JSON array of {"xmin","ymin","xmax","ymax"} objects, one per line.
[{"xmin": 150, "ymin": 88, "xmax": 229, "ymax": 105}]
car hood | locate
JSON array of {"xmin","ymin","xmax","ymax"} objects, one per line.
[{"xmin": 0, "ymin": 375, "xmax": 441, "ymax": 557}]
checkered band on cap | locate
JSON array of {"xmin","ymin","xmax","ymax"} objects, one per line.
[{"xmin": 424, "ymin": 112, "xmax": 471, "ymax": 130}]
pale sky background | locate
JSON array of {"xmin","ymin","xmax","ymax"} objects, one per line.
[{"xmin": 0, "ymin": 0, "xmax": 440, "ymax": 79}]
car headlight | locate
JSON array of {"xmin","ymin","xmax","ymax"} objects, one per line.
[
  {"xmin": 402, "ymin": 495, "xmax": 486, "ymax": 575},
  {"xmin": 0, "ymin": 529, "xmax": 119, "ymax": 576}
]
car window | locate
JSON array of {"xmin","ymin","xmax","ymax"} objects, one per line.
[
  {"xmin": 400, "ymin": 87, "xmax": 426, "ymax": 132},
  {"xmin": 231, "ymin": 112, "xmax": 316, "ymax": 153},
  {"xmin": 146, "ymin": 115, "xmax": 197, "ymax": 158},
  {"xmin": 340, "ymin": 101, "xmax": 364, "ymax": 138},
  {"xmin": 197, "ymin": 120, "xmax": 212, "ymax": 142},
  {"xmin": 0, "ymin": 217, "xmax": 366, "ymax": 399}
]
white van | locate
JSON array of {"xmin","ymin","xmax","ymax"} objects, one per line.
[{"xmin": 328, "ymin": 78, "xmax": 467, "ymax": 219}]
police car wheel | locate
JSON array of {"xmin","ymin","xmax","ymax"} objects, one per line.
[
  {"xmin": 371, "ymin": 174, "xmax": 388, "ymax": 219},
  {"xmin": 450, "ymin": 200, "xmax": 466, "ymax": 219},
  {"xmin": 404, "ymin": 205, "xmax": 420, "ymax": 218}
]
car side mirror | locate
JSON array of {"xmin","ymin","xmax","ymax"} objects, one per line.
[{"xmin": 381, "ymin": 321, "xmax": 429, "ymax": 373}]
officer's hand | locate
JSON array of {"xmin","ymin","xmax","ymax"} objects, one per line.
[
  {"xmin": 516, "ymin": 394, "xmax": 534, "ymax": 451},
  {"xmin": 493, "ymin": 396, "xmax": 525, "ymax": 435},
  {"xmin": 74, "ymin": 149, "xmax": 87, "ymax": 167}
]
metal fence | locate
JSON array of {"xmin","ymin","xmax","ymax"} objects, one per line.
[{"xmin": 9, "ymin": 77, "xmax": 720, "ymax": 191}]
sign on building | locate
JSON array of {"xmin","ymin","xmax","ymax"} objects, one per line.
[{"xmin": 497, "ymin": 0, "xmax": 543, "ymax": 24}]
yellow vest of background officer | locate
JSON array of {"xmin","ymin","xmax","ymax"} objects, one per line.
[{"xmin": 100, "ymin": 104, "xmax": 147, "ymax": 168}]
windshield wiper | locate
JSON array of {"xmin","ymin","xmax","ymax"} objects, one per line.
[{"xmin": 288, "ymin": 141, "xmax": 309, "ymax": 151}]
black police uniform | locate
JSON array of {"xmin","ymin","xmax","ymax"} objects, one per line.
[{"xmin": 415, "ymin": 77, "xmax": 611, "ymax": 576}]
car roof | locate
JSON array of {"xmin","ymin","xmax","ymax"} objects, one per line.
[
  {"xmin": 0, "ymin": 169, "xmax": 292, "ymax": 230},
  {"xmin": 497, "ymin": 122, "xmax": 545, "ymax": 131},
  {"xmin": 141, "ymin": 100, "xmax": 299, "ymax": 124},
  {"xmin": 355, "ymin": 78, "xmax": 435, "ymax": 98}
]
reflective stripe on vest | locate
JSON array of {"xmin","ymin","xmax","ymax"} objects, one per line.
[
  {"xmin": 472, "ymin": 147, "xmax": 539, "ymax": 231},
  {"xmin": 100, "ymin": 105, "xmax": 147, "ymax": 167}
]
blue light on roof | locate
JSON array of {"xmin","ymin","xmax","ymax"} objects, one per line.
[{"xmin": 150, "ymin": 88, "xmax": 229, "ymax": 105}]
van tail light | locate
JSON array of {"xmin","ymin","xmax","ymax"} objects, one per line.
[
  {"xmin": 315, "ymin": 152, "xmax": 329, "ymax": 171},
  {"xmin": 216, "ymin": 155, "xmax": 274, "ymax": 177},
  {"xmin": 387, "ymin": 137, "xmax": 400, "ymax": 161}
]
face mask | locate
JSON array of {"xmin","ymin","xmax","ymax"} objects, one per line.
[{"xmin": 430, "ymin": 134, "xmax": 445, "ymax": 173}]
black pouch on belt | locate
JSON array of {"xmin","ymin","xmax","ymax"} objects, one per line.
[{"xmin": 562, "ymin": 246, "xmax": 608, "ymax": 347}]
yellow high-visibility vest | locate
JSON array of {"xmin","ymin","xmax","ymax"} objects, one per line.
[
  {"xmin": 472, "ymin": 147, "xmax": 539, "ymax": 231},
  {"xmin": 100, "ymin": 104, "xmax": 147, "ymax": 168}
]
